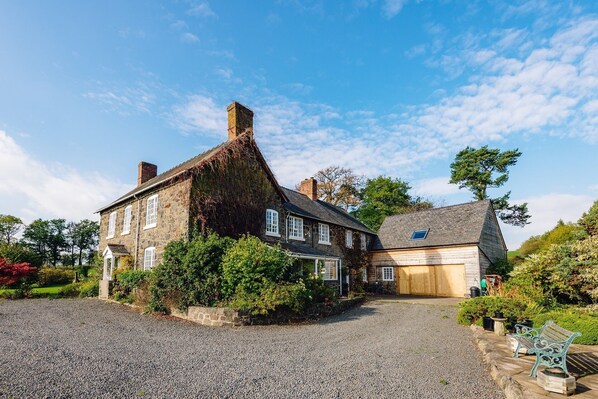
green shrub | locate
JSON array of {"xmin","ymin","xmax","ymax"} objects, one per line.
[
  {"xmin": 457, "ymin": 296, "xmax": 529, "ymax": 325},
  {"xmin": 148, "ymin": 232, "xmax": 233, "ymax": 312},
  {"xmin": 37, "ymin": 268, "xmax": 74, "ymax": 287},
  {"xmin": 0, "ymin": 243, "xmax": 42, "ymax": 267},
  {"xmin": 221, "ymin": 235, "xmax": 297, "ymax": 299},
  {"xmin": 56, "ymin": 283, "xmax": 80, "ymax": 298},
  {"xmin": 113, "ymin": 270, "xmax": 150, "ymax": 303},
  {"xmin": 532, "ymin": 309, "xmax": 598, "ymax": 345},
  {"xmin": 78, "ymin": 280, "xmax": 99, "ymax": 298},
  {"xmin": 485, "ymin": 259, "xmax": 513, "ymax": 278},
  {"xmin": 229, "ymin": 281, "xmax": 311, "ymax": 315}
]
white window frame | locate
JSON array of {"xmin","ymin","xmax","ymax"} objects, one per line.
[
  {"xmin": 345, "ymin": 230, "xmax": 353, "ymax": 248},
  {"xmin": 143, "ymin": 247, "xmax": 156, "ymax": 270},
  {"xmin": 360, "ymin": 234, "xmax": 367, "ymax": 250},
  {"xmin": 121, "ymin": 205, "xmax": 132, "ymax": 235},
  {"xmin": 107, "ymin": 211, "xmax": 117, "ymax": 239},
  {"xmin": 145, "ymin": 194, "xmax": 158, "ymax": 229},
  {"xmin": 265, "ymin": 209, "xmax": 280, "ymax": 237},
  {"xmin": 323, "ymin": 260, "xmax": 338, "ymax": 281},
  {"xmin": 382, "ymin": 267, "xmax": 394, "ymax": 281},
  {"xmin": 288, "ymin": 216, "xmax": 304, "ymax": 241},
  {"xmin": 363, "ymin": 267, "xmax": 368, "ymax": 282},
  {"xmin": 318, "ymin": 223, "xmax": 331, "ymax": 245}
]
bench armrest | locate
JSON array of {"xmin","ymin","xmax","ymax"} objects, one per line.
[
  {"xmin": 533, "ymin": 337, "xmax": 567, "ymax": 355},
  {"xmin": 513, "ymin": 324, "xmax": 541, "ymax": 338}
]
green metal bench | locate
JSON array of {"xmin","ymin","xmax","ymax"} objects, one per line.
[{"xmin": 511, "ymin": 320, "xmax": 581, "ymax": 377}]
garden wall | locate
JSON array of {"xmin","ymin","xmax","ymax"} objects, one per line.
[{"xmin": 170, "ymin": 306, "xmax": 247, "ymax": 327}]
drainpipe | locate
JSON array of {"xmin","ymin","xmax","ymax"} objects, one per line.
[{"xmin": 133, "ymin": 194, "xmax": 141, "ymax": 270}]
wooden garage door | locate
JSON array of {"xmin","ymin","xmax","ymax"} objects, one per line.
[{"xmin": 396, "ymin": 264, "xmax": 465, "ymax": 297}]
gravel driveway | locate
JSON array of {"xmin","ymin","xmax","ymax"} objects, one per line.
[{"xmin": 0, "ymin": 298, "xmax": 503, "ymax": 399}]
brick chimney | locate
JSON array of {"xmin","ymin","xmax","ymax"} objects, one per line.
[
  {"xmin": 138, "ymin": 162, "xmax": 157, "ymax": 186},
  {"xmin": 299, "ymin": 178, "xmax": 318, "ymax": 201},
  {"xmin": 227, "ymin": 101, "xmax": 254, "ymax": 141}
]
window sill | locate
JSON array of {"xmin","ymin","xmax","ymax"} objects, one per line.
[
  {"xmin": 324, "ymin": 278, "xmax": 338, "ymax": 281},
  {"xmin": 265, "ymin": 231, "xmax": 281, "ymax": 237},
  {"xmin": 382, "ymin": 279, "xmax": 394, "ymax": 282},
  {"xmin": 289, "ymin": 236, "xmax": 305, "ymax": 241},
  {"xmin": 144, "ymin": 224, "xmax": 157, "ymax": 230},
  {"xmin": 106, "ymin": 235, "xmax": 114, "ymax": 239},
  {"xmin": 121, "ymin": 231, "xmax": 130, "ymax": 236},
  {"xmin": 318, "ymin": 240, "xmax": 331, "ymax": 245}
]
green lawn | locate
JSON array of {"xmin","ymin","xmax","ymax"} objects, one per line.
[{"xmin": 0, "ymin": 284, "xmax": 68, "ymax": 296}]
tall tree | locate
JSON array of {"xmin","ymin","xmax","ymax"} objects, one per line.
[
  {"xmin": 313, "ymin": 166, "xmax": 364, "ymax": 210},
  {"xmin": 46, "ymin": 219, "xmax": 67, "ymax": 267},
  {"xmin": 449, "ymin": 146, "xmax": 530, "ymax": 227},
  {"xmin": 0, "ymin": 215, "xmax": 23, "ymax": 244},
  {"xmin": 353, "ymin": 176, "xmax": 433, "ymax": 231},
  {"xmin": 73, "ymin": 220, "xmax": 100, "ymax": 265},
  {"xmin": 22, "ymin": 219, "xmax": 50, "ymax": 265}
]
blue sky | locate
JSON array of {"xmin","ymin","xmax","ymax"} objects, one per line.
[{"xmin": 1, "ymin": 0, "xmax": 597, "ymax": 248}]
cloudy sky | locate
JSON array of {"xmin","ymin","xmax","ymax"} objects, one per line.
[{"xmin": 1, "ymin": 0, "xmax": 597, "ymax": 248}]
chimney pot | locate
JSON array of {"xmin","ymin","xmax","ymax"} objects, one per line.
[
  {"xmin": 227, "ymin": 101, "xmax": 254, "ymax": 141},
  {"xmin": 299, "ymin": 178, "xmax": 318, "ymax": 201},
  {"xmin": 138, "ymin": 162, "xmax": 157, "ymax": 186}
]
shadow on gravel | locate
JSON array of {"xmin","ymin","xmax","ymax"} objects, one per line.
[{"xmin": 317, "ymin": 303, "xmax": 378, "ymax": 324}]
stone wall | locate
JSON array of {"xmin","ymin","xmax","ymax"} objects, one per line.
[
  {"xmin": 98, "ymin": 178, "xmax": 192, "ymax": 270},
  {"xmin": 170, "ymin": 306, "xmax": 247, "ymax": 327}
]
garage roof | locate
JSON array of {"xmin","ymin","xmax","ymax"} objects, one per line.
[{"xmin": 373, "ymin": 200, "xmax": 494, "ymax": 250}]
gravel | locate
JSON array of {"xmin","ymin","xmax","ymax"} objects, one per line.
[{"xmin": 0, "ymin": 298, "xmax": 504, "ymax": 399}]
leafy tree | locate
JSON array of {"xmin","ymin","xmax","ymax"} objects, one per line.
[
  {"xmin": 46, "ymin": 219, "xmax": 67, "ymax": 267},
  {"xmin": 72, "ymin": 220, "xmax": 99, "ymax": 265},
  {"xmin": 22, "ymin": 219, "xmax": 50, "ymax": 265},
  {"xmin": 0, "ymin": 215, "xmax": 23, "ymax": 244},
  {"xmin": 353, "ymin": 176, "xmax": 433, "ymax": 231},
  {"xmin": 579, "ymin": 200, "xmax": 598, "ymax": 237},
  {"xmin": 449, "ymin": 146, "xmax": 530, "ymax": 227},
  {"xmin": 0, "ymin": 243, "xmax": 41, "ymax": 267},
  {"xmin": 312, "ymin": 166, "xmax": 364, "ymax": 210},
  {"xmin": 0, "ymin": 258, "xmax": 37, "ymax": 287}
]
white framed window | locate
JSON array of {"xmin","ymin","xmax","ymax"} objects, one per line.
[
  {"xmin": 361, "ymin": 234, "xmax": 367, "ymax": 250},
  {"xmin": 323, "ymin": 260, "xmax": 338, "ymax": 280},
  {"xmin": 145, "ymin": 194, "xmax": 158, "ymax": 228},
  {"xmin": 265, "ymin": 209, "xmax": 280, "ymax": 236},
  {"xmin": 363, "ymin": 267, "xmax": 368, "ymax": 282},
  {"xmin": 318, "ymin": 223, "xmax": 330, "ymax": 245},
  {"xmin": 345, "ymin": 230, "xmax": 353, "ymax": 248},
  {"xmin": 288, "ymin": 216, "xmax": 304, "ymax": 240},
  {"xmin": 382, "ymin": 267, "xmax": 394, "ymax": 281},
  {"xmin": 122, "ymin": 205, "xmax": 132, "ymax": 235},
  {"xmin": 107, "ymin": 211, "xmax": 117, "ymax": 239},
  {"xmin": 143, "ymin": 247, "xmax": 156, "ymax": 270}
]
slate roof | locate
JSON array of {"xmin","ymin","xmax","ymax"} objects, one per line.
[
  {"xmin": 277, "ymin": 242, "xmax": 340, "ymax": 259},
  {"xmin": 372, "ymin": 200, "xmax": 493, "ymax": 250},
  {"xmin": 281, "ymin": 187, "xmax": 374, "ymax": 235},
  {"xmin": 105, "ymin": 244, "xmax": 129, "ymax": 256},
  {"xmin": 97, "ymin": 134, "xmax": 287, "ymax": 213}
]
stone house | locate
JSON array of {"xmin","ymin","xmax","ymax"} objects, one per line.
[
  {"xmin": 369, "ymin": 201, "xmax": 507, "ymax": 297},
  {"xmin": 97, "ymin": 102, "xmax": 375, "ymax": 296}
]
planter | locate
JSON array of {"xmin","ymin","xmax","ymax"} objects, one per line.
[
  {"xmin": 482, "ymin": 316, "xmax": 495, "ymax": 331},
  {"xmin": 537, "ymin": 369, "xmax": 576, "ymax": 396}
]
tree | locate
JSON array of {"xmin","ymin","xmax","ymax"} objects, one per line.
[
  {"xmin": 354, "ymin": 176, "xmax": 433, "ymax": 231},
  {"xmin": 0, "ymin": 215, "xmax": 23, "ymax": 244},
  {"xmin": 72, "ymin": 220, "xmax": 100, "ymax": 266},
  {"xmin": 449, "ymin": 146, "xmax": 530, "ymax": 227},
  {"xmin": 312, "ymin": 166, "xmax": 364, "ymax": 210},
  {"xmin": 46, "ymin": 219, "xmax": 67, "ymax": 267},
  {"xmin": 0, "ymin": 258, "xmax": 37, "ymax": 288},
  {"xmin": 22, "ymin": 219, "xmax": 50, "ymax": 266},
  {"xmin": 579, "ymin": 200, "xmax": 598, "ymax": 237}
]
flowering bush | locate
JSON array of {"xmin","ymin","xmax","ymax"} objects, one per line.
[{"xmin": 0, "ymin": 257, "xmax": 37, "ymax": 287}]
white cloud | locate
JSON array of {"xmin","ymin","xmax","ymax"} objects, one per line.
[
  {"xmin": 500, "ymin": 193, "xmax": 594, "ymax": 249},
  {"xmin": 214, "ymin": 67, "xmax": 233, "ymax": 79},
  {"xmin": 0, "ymin": 131, "xmax": 131, "ymax": 222},
  {"xmin": 84, "ymin": 86, "xmax": 156, "ymax": 115},
  {"xmin": 382, "ymin": 0, "xmax": 407, "ymax": 19},
  {"xmin": 187, "ymin": 2, "xmax": 216, "ymax": 18},
  {"xmin": 180, "ymin": 32, "xmax": 200, "ymax": 43},
  {"xmin": 170, "ymin": 95, "xmax": 226, "ymax": 137},
  {"xmin": 412, "ymin": 177, "xmax": 461, "ymax": 197}
]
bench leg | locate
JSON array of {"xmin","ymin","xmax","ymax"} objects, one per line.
[
  {"xmin": 513, "ymin": 342, "xmax": 521, "ymax": 358},
  {"xmin": 530, "ymin": 356, "xmax": 541, "ymax": 377}
]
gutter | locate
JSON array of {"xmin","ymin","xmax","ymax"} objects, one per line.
[{"xmin": 133, "ymin": 194, "xmax": 141, "ymax": 269}]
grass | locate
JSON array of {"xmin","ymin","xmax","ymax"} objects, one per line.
[{"xmin": 0, "ymin": 284, "xmax": 69, "ymax": 296}]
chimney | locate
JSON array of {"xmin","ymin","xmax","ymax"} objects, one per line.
[
  {"xmin": 299, "ymin": 178, "xmax": 318, "ymax": 201},
  {"xmin": 227, "ymin": 101, "xmax": 254, "ymax": 141},
  {"xmin": 138, "ymin": 161, "xmax": 157, "ymax": 186}
]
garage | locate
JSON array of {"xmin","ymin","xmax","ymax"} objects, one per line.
[{"xmin": 396, "ymin": 264, "xmax": 466, "ymax": 297}]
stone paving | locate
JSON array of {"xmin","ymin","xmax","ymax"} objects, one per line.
[{"xmin": 474, "ymin": 327, "xmax": 598, "ymax": 398}]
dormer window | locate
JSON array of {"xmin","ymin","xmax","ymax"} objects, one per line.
[
  {"xmin": 265, "ymin": 209, "xmax": 280, "ymax": 236},
  {"xmin": 318, "ymin": 223, "xmax": 330, "ymax": 245},
  {"xmin": 411, "ymin": 229, "xmax": 429, "ymax": 240},
  {"xmin": 288, "ymin": 216, "xmax": 304, "ymax": 240}
]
